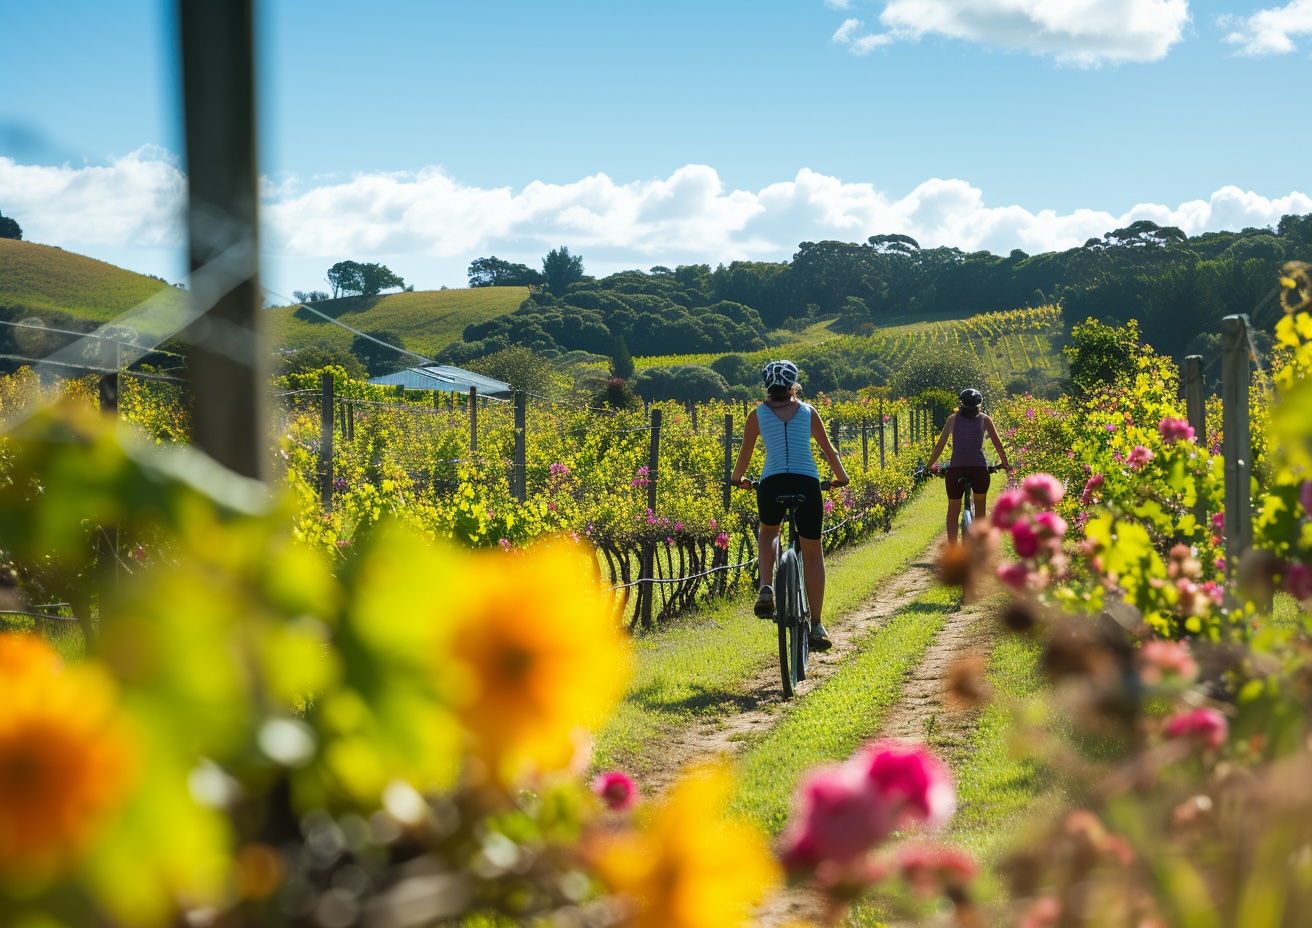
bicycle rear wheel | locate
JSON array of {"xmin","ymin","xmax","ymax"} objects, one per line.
[
  {"xmin": 793, "ymin": 556, "xmax": 809, "ymax": 684},
  {"xmin": 775, "ymin": 551, "xmax": 800, "ymax": 697}
]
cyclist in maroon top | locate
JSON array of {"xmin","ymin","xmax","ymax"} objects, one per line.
[{"xmin": 924, "ymin": 388, "xmax": 1011, "ymax": 544}]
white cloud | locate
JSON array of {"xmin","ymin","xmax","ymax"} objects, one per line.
[
  {"xmin": 1221, "ymin": 0, "xmax": 1312, "ymax": 55},
  {"xmin": 2, "ymin": 147, "xmax": 1309, "ymax": 293},
  {"xmin": 824, "ymin": 0, "xmax": 852, "ymax": 9},
  {"xmin": 833, "ymin": 0, "xmax": 1191, "ymax": 65}
]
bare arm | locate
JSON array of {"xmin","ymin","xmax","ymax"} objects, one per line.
[
  {"xmin": 730, "ymin": 409, "xmax": 760, "ymax": 487},
  {"xmin": 810, "ymin": 410, "xmax": 849, "ymax": 485},
  {"xmin": 983, "ymin": 414, "xmax": 1010, "ymax": 469},
  {"xmin": 925, "ymin": 413, "xmax": 955, "ymax": 468}
]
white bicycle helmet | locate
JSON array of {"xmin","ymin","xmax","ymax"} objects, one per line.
[{"xmin": 762, "ymin": 359, "xmax": 800, "ymax": 389}]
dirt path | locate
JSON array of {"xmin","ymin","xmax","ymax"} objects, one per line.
[
  {"xmin": 751, "ymin": 598, "xmax": 993, "ymax": 928},
  {"xmin": 638, "ymin": 547, "xmax": 942, "ymax": 798}
]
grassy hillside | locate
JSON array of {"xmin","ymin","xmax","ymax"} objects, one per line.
[
  {"xmin": 635, "ymin": 305, "xmax": 1066, "ymax": 391},
  {"xmin": 264, "ymin": 287, "xmax": 529, "ymax": 357},
  {"xmin": 0, "ymin": 239, "xmax": 174, "ymax": 321}
]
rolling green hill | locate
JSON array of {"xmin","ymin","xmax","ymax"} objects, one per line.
[
  {"xmin": 264, "ymin": 287, "xmax": 529, "ymax": 357},
  {"xmin": 0, "ymin": 239, "xmax": 175, "ymax": 321}
]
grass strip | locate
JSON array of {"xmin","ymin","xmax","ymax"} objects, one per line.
[
  {"xmin": 591, "ymin": 488, "xmax": 946, "ymax": 775},
  {"xmin": 731, "ymin": 585, "xmax": 958, "ymax": 836}
]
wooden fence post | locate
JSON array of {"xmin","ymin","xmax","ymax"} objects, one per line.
[
  {"xmin": 319, "ymin": 372, "xmax": 334, "ymax": 512},
  {"xmin": 640, "ymin": 409, "xmax": 662, "ymax": 630},
  {"xmin": 879, "ymin": 401, "xmax": 886, "ymax": 470},
  {"xmin": 690, "ymin": 403, "xmax": 697, "ymax": 432},
  {"xmin": 862, "ymin": 420, "xmax": 869, "ymax": 470},
  {"xmin": 1184, "ymin": 354, "xmax": 1206, "ymax": 528},
  {"xmin": 513, "ymin": 391, "xmax": 527, "ymax": 503},
  {"xmin": 346, "ymin": 401, "xmax": 354, "ymax": 443},
  {"xmin": 722, "ymin": 413, "xmax": 734, "ymax": 511},
  {"xmin": 468, "ymin": 386, "xmax": 478, "ymax": 455},
  {"xmin": 892, "ymin": 409, "xmax": 900, "ymax": 456},
  {"xmin": 1221, "ymin": 315, "xmax": 1253, "ymax": 565}
]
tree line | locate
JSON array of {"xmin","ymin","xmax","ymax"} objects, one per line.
[{"xmin": 442, "ymin": 216, "xmax": 1312, "ymax": 367}]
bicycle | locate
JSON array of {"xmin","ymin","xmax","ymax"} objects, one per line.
[
  {"xmin": 738, "ymin": 478, "xmax": 836, "ymax": 698},
  {"xmin": 914, "ymin": 462, "xmax": 1008, "ymax": 539}
]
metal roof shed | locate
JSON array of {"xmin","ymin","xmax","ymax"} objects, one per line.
[{"xmin": 367, "ymin": 365, "xmax": 512, "ymax": 398}]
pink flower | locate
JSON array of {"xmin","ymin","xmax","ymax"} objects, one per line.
[
  {"xmin": 990, "ymin": 488, "xmax": 1027, "ymax": 529},
  {"xmin": 1011, "ymin": 520, "xmax": 1041, "ymax": 559},
  {"xmin": 1127, "ymin": 445, "xmax": 1155, "ymax": 470},
  {"xmin": 1080, "ymin": 472, "xmax": 1105, "ymax": 506},
  {"xmin": 1025, "ymin": 408, "xmax": 1036, "ymax": 419},
  {"xmin": 857, "ymin": 739, "xmax": 956, "ymax": 833},
  {"xmin": 1104, "ymin": 423, "xmax": 1117, "ymax": 433},
  {"xmin": 714, "ymin": 532, "xmax": 730, "ymax": 550},
  {"xmin": 708, "ymin": 519, "xmax": 717, "ymax": 530},
  {"xmin": 1138, "ymin": 640, "xmax": 1199, "ymax": 685},
  {"xmin": 779, "ymin": 763, "xmax": 889, "ymax": 871},
  {"xmin": 1302, "ymin": 481, "xmax": 1312, "ymax": 517},
  {"xmin": 1164, "ymin": 707, "xmax": 1228, "ymax": 751},
  {"xmin": 1211, "ymin": 512, "xmax": 1225, "ymax": 532},
  {"xmin": 824, "ymin": 499, "xmax": 835, "ymax": 515},
  {"xmin": 498, "ymin": 538, "xmax": 512, "ymax": 551},
  {"xmin": 1033, "ymin": 510, "xmax": 1067, "ymax": 540},
  {"xmin": 592, "ymin": 771, "xmax": 637, "ymax": 811},
  {"xmin": 997, "ymin": 561, "xmax": 1030, "ymax": 590},
  {"xmin": 779, "ymin": 740, "xmax": 955, "ymax": 875},
  {"xmin": 1022, "ymin": 473, "xmax": 1065, "ymax": 507},
  {"xmin": 1020, "ymin": 895, "xmax": 1062, "ymax": 928},
  {"xmin": 674, "ymin": 521, "xmax": 683, "ymax": 531},
  {"xmin": 1158, "ymin": 416, "xmax": 1195, "ymax": 444},
  {"xmin": 1285, "ymin": 562, "xmax": 1312, "ymax": 601},
  {"xmin": 896, "ymin": 842, "xmax": 978, "ymax": 897}
]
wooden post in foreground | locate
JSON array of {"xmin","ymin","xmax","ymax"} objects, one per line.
[
  {"xmin": 1221, "ymin": 316, "xmax": 1252, "ymax": 566},
  {"xmin": 179, "ymin": 0, "xmax": 266, "ymax": 480}
]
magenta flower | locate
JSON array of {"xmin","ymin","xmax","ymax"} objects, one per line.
[
  {"xmin": 1011, "ymin": 519, "xmax": 1041, "ymax": 559},
  {"xmin": 1212, "ymin": 512, "xmax": 1225, "ymax": 532},
  {"xmin": 1127, "ymin": 445, "xmax": 1155, "ymax": 470},
  {"xmin": 498, "ymin": 538, "xmax": 512, "ymax": 551},
  {"xmin": 1104, "ymin": 423, "xmax": 1117, "ymax": 433},
  {"xmin": 997, "ymin": 561, "xmax": 1030, "ymax": 590},
  {"xmin": 1158, "ymin": 416, "xmax": 1195, "ymax": 444},
  {"xmin": 990, "ymin": 488, "xmax": 1027, "ymax": 529},
  {"xmin": 714, "ymin": 532, "xmax": 730, "ymax": 550},
  {"xmin": 1164, "ymin": 707, "xmax": 1228, "ymax": 752},
  {"xmin": 1301, "ymin": 481, "xmax": 1312, "ymax": 517},
  {"xmin": 674, "ymin": 521, "xmax": 683, "ymax": 531},
  {"xmin": 1022, "ymin": 473, "xmax": 1065, "ymax": 507},
  {"xmin": 779, "ymin": 762, "xmax": 889, "ymax": 871},
  {"xmin": 779, "ymin": 739, "xmax": 955, "ymax": 875},
  {"xmin": 1033, "ymin": 510, "xmax": 1067, "ymax": 539},
  {"xmin": 1285, "ymin": 562, "xmax": 1312, "ymax": 601},
  {"xmin": 1080, "ymin": 473, "xmax": 1105, "ymax": 506},
  {"xmin": 1138, "ymin": 640, "xmax": 1199, "ymax": 685},
  {"xmin": 1025, "ymin": 408, "xmax": 1036, "ymax": 419},
  {"xmin": 858, "ymin": 739, "xmax": 956, "ymax": 833},
  {"xmin": 824, "ymin": 499, "xmax": 835, "ymax": 515},
  {"xmin": 592, "ymin": 771, "xmax": 637, "ymax": 811},
  {"xmin": 708, "ymin": 519, "xmax": 717, "ymax": 530}
]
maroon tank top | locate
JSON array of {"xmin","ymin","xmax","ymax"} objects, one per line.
[{"xmin": 950, "ymin": 414, "xmax": 987, "ymax": 467}]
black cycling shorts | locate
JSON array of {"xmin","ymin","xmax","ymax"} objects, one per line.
[
  {"xmin": 944, "ymin": 466, "xmax": 991, "ymax": 500},
  {"xmin": 757, "ymin": 473, "xmax": 824, "ymax": 540}
]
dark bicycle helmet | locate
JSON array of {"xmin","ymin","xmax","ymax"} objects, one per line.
[
  {"xmin": 762, "ymin": 359, "xmax": 800, "ymax": 390},
  {"xmin": 958, "ymin": 388, "xmax": 983, "ymax": 408}
]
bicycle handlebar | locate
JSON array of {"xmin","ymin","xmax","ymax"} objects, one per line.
[{"xmin": 914, "ymin": 462, "xmax": 1010, "ymax": 482}]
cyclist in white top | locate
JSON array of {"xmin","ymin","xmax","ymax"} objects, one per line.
[{"xmin": 730, "ymin": 360, "xmax": 849, "ymax": 651}]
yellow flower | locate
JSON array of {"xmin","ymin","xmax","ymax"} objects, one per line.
[
  {"xmin": 447, "ymin": 540, "xmax": 630, "ymax": 783},
  {"xmin": 591, "ymin": 763, "xmax": 781, "ymax": 928},
  {"xmin": 0, "ymin": 634, "xmax": 135, "ymax": 879}
]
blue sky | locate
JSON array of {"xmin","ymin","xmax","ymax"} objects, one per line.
[{"xmin": 2, "ymin": 0, "xmax": 1310, "ymax": 298}]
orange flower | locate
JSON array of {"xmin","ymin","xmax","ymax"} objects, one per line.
[
  {"xmin": 0, "ymin": 633, "xmax": 135, "ymax": 879},
  {"xmin": 446, "ymin": 540, "xmax": 630, "ymax": 784},
  {"xmin": 591, "ymin": 763, "xmax": 780, "ymax": 928}
]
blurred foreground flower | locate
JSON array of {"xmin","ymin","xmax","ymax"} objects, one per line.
[
  {"xmin": 448, "ymin": 540, "xmax": 631, "ymax": 785},
  {"xmin": 0, "ymin": 633, "xmax": 135, "ymax": 881},
  {"xmin": 590, "ymin": 762, "xmax": 779, "ymax": 928},
  {"xmin": 594, "ymin": 771, "xmax": 638, "ymax": 811}
]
